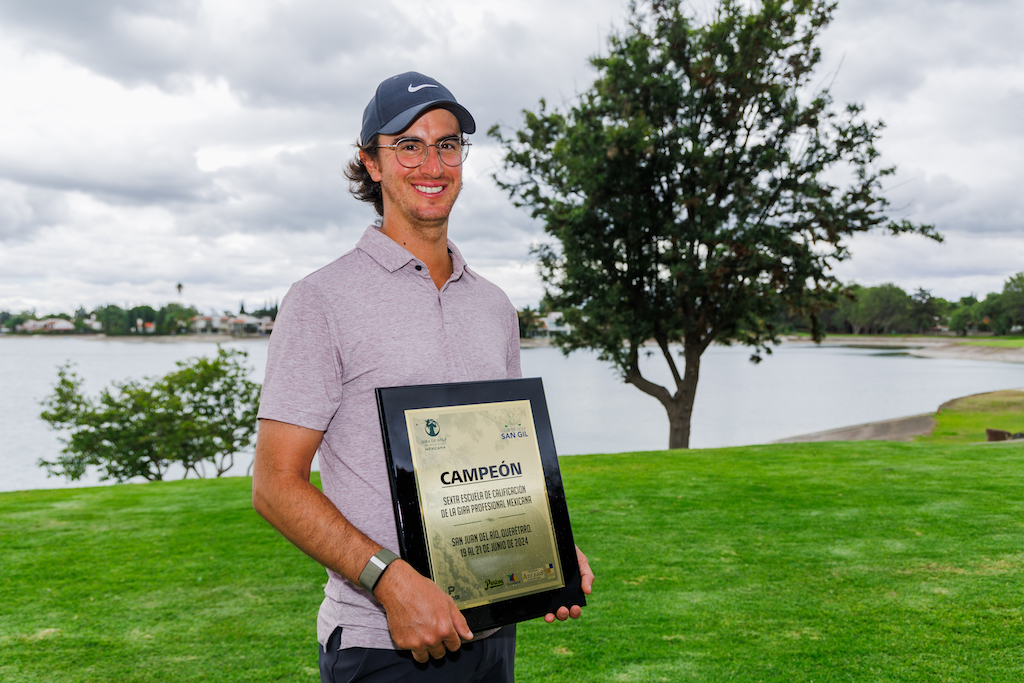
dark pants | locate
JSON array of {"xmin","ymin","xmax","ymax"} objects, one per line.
[{"xmin": 319, "ymin": 626, "xmax": 516, "ymax": 683}]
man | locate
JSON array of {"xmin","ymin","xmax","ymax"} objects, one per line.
[{"xmin": 252, "ymin": 72, "xmax": 594, "ymax": 683}]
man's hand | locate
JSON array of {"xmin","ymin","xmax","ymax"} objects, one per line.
[
  {"xmin": 373, "ymin": 559, "xmax": 474, "ymax": 663},
  {"xmin": 544, "ymin": 545, "xmax": 594, "ymax": 623}
]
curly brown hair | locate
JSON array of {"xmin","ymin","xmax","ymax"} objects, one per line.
[{"xmin": 344, "ymin": 134, "xmax": 383, "ymax": 217}]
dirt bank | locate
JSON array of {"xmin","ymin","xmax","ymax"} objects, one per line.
[{"xmin": 772, "ymin": 413, "xmax": 937, "ymax": 444}]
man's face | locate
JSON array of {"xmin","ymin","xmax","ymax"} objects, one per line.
[{"xmin": 361, "ymin": 108, "xmax": 463, "ymax": 233}]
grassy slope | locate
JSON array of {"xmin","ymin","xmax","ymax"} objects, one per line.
[
  {"xmin": 795, "ymin": 333, "xmax": 1024, "ymax": 348},
  {"xmin": 4, "ymin": 442, "xmax": 1024, "ymax": 682},
  {"xmin": 920, "ymin": 390, "xmax": 1024, "ymax": 444},
  {"xmin": 953, "ymin": 338, "xmax": 1024, "ymax": 348}
]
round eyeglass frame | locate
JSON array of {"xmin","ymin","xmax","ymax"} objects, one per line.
[{"xmin": 377, "ymin": 137, "xmax": 471, "ymax": 168}]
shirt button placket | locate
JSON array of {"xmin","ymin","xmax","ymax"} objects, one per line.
[{"xmin": 437, "ymin": 289, "xmax": 464, "ymax": 377}]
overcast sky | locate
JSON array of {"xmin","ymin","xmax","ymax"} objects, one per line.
[{"xmin": 1, "ymin": 0, "xmax": 1022, "ymax": 316}]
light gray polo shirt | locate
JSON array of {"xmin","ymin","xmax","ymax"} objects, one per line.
[{"xmin": 258, "ymin": 225, "xmax": 522, "ymax": 650}]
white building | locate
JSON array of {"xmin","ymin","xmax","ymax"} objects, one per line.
[
  {"xmin": 191, "ymin": 314, "xmax": 273, "ymax": 335},
  {"xmin": 16, "ymin": 318, "xmax": 76, "ymax": 333},
  {"xmin": 538, "ymin": 312, "xmax": 571, "ymax": 336}
]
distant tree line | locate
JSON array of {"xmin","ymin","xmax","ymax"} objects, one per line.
[
  {"xmin": 515, "ymin": 271, "xmax": 1024, "ymax": 340},
  {"xmin": 1, "ymin": 301, "xmax": 278, "ymax": 336},
  {"xmin": 775, "ymin": 272, "xmax": 1024, "ymax": 336}
]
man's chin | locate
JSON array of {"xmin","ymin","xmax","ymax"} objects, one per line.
[{"xmin": 410, "ymin": 209, "xmax": 454, "ymax": 229}]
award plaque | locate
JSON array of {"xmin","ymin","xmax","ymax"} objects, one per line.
[{"xmin": 376, "ymin": 377, "xmax": 585, "ymax": 632}]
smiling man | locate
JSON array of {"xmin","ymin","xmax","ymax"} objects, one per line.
[{"xmin": 252, "ymin": 72, "xmax": 593, "ymax": 683}]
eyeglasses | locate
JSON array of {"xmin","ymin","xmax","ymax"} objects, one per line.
[{"xmin": 377, "ymin": 137, "xmax": 470, "ymax": 168}]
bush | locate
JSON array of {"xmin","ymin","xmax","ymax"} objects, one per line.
[{"xmin": 40, "ymin": 347, "xmax": 261, "ymax": 482}]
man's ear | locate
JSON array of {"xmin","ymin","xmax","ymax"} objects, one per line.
[{"xmin": 359, "ymin": 150, "xmax": 383, "ymax": 183}]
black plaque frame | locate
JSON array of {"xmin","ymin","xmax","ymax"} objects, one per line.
[{"xmin": 376, "ymin": 377, "xmax": 585, "ymax": 632}]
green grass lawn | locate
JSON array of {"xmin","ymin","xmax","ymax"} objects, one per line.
[
  {"xmin": 4, "ymin": 441, "xmax": 1024, "ymax": 682},
  {"xmin": 954, "ymin": 338, "xmax": 1024, "ymax": 348},
  {"xmin": 920, "ymin": 390, "xmax": 1024, "ymax": 444}
]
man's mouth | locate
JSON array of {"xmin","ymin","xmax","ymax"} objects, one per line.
[{"xmin": 413, "ymin": 185, "xmax": 444, "ymax": 195}]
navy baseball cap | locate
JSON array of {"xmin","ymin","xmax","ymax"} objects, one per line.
[{"xmin": 360, "ymin": 72, "xmax": 476, "ymax": 144}]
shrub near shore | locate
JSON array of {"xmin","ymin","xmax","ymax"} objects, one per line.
[{"xmin": 3, "ymin": 439, "xmax": 1024, "ymax": 682}]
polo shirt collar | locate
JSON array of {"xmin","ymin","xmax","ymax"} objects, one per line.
[{"xmin": 356, "ymin": 225, "xmax": 474, "ymax": 281}]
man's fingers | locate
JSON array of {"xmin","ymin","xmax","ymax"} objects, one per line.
[
  {"xmin": 451, "ymin": 601, "xmax": 474, "ymax": 642},
  {"xmin": 576, "ymin": 546, "xmax": 595, "ymax": 595},
  {"xmin": 378, "ymin": 563, "xmax": 473, "ymax": 661},
  {"xmin": 544, "ymin": 603, "xmax": 585, "ymax": 622}
]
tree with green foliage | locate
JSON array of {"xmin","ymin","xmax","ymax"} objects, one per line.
[
  {"xmin": 40, "ymin": 348, "xmax": 261, "ymax": 482},
  {"xmin": 976, "ymin": 292, "xmax": 1011, "ymax": 335},
  {"xmin": 1002, "ymin": 272, "xmax": 1024, "ymax": 329},
  {"xmin": 252, "ymin": 302, "xmax": 279, "ymax": 320},
  {"xmin": 2, "ymin": 310, "xmax": 36, "ymax": 332},
  {"xmin": 156, "ymin": 302, "xmax": 200, "ymax": 335},
  {"xmin": 517, "ymin": 305, "xmax": 542, "ymax": 338},
  {"xmin": 491, "ymin": 0, "xmax": 939, "ymax": 448},
  {"xmin": 814, "ymin": 284, "xmax": 858, "ymax": 333},
  {"xmin": 848, "ymin": 284, "xmax": 911, "ymax": 334},
  {"xmin": 93, "ymin": 304, "xmax": 131, "ymax": 335},
  {"xmin": 160, "ymin": 349, "xmax": 262, "ymax": 477},
  {"xmin": 949, "ymin": 296, "xmax": 978, "ymax": 336},
  {"xmin": 129, "ymin": 305, "xmax": 158, "ymax": 332},
  {"xmin": 908, "ymin": 288, "xmax": 941, "ymax": 334}
]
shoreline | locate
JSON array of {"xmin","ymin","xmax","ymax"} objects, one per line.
[
  {"xmin": 774, "ymin": 386, "xmax": 1024, "ymax": 444},
  {"xmin": 6, "ymin": 333, "xmax": 1024, "ymax": 363},
  {"xmin": 0, "ymin": 333, "xmax": 264, "ymax": 344},
  {"xmin": 786, "ymin": 335, "xmax": 1024, "ymax": 364},
  {"xmin": 6, "ymin": 331, "xmax": 1024, "ymax": 362}
]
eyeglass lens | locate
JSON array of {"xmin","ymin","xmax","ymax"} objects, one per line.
[{"xmin": 393, "ymin": 139, "xmax": 468, "ymax": 168}]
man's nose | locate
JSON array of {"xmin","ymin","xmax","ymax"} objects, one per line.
[{"xmin": 420, "ymin": 145, "xmax": 444, "ymax": 175}]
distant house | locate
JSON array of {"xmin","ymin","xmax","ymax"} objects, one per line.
[
  {"xmin": 227, "ymin": 314, "xmax": 274, "ymax": 335},
  {"xmin": 538, "ymin": 312, "xmax": 571, "ymax": 336},
  {"xmin": 191, "ymin": 315, "xmax": 229, "ymax": 334},
  {"xmin": 190, "ymin": 314, "xmax": 273, "ymax": 335},
  {"xmin": 16, "ymin": 318, "xmax": 76, "ymax": 333}
]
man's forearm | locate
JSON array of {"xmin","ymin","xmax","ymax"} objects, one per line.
[
  {"xmin": 251, "ymin": 420, "xmax": 382, "ymax": 584},
  {"xmin": 253, "ymin": 468, "xmax": 381, "ymax": 582}
]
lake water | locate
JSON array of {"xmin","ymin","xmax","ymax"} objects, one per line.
[{"xmin": 3, "ymin": 336, "xmax": 1024, "ymax": 493}]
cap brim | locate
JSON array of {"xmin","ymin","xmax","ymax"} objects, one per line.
[{"xmin": 378, "ymin": 101, "xmax": 476, "ymax": 136}]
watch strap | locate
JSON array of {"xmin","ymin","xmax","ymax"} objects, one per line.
[{"xmin": 358, "ymin": 548, "xmax": 400, "ymax": 593}]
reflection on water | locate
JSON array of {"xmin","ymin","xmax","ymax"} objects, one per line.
[{"xmin": 3, "ymin": 337, "xmax": 1024, "ymax": 492}]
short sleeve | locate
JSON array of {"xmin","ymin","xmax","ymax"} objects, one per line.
[
  {"xmin": 506, "ymin": 304, "xmax": 522, "ymax": 379},
  {"xmin": 257, "ymin": 279, "xmax": 344, "ymax": 430}
]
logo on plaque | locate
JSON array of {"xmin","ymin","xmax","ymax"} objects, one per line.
[{"xmin": 424, "ymin": 419, "xmax": 440, "ymax": 437}]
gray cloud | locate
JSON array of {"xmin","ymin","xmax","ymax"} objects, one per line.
[
  {"xmin": 0, "ymin": 182, "xmax": 69, "ymax": 241},
  {"xmin": 0, "ymin": 146, "xmax": 217, "ymax": 207},
  {"xmin": 1, "ymin": 0, "xmax": 1022, "ymax": 313},
  {"xmin": 823, "ymin": 0, "xmax": 1024, "ymax": 104}
]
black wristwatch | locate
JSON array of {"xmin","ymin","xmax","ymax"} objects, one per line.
[{"xmin": 358, "ymin": 548, "xmax": 400, "ymax": 593}]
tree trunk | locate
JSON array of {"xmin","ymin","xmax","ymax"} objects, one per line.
[
  {"xmin": 665, "ymin": 344, "xmax": 701, "ymax": 449},
  {"xmin": 624, "ymin": 339, "xmax": 704, "ymax": 450}
]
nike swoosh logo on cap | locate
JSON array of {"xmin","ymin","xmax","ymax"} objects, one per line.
[{"xmin": 408, "ymin": 84, "xmax": 439, "ymax": 93}]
